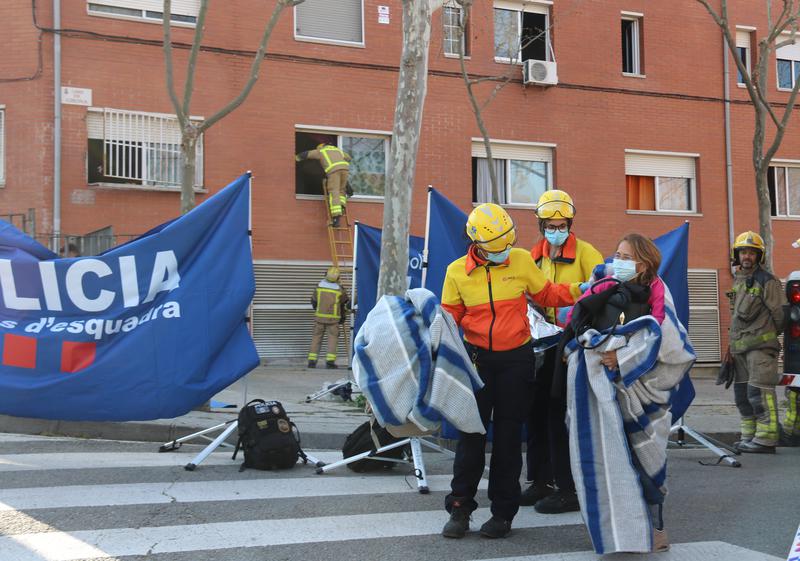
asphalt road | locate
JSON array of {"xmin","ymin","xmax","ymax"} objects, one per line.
[{"xmin": 0, "ymin": 433, "xmax": 796, "ymax": 561}]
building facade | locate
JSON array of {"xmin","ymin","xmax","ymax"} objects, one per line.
[{"xmin": 2, "ymin": 0, "xmax": 800, "ymax": 362}]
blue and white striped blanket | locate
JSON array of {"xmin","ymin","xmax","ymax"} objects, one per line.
[
  {"xmin": 353, "ymin": 288, "xmax": 485, "ymax": 435},
  {"xmin": 565, "ymin": 286, "xmax": 695, "ymax": 554}
]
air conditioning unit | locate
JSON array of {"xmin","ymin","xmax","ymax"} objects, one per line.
[{"xmin": 522, "ymin": 59, "xmax": 558, "ymax": 86}]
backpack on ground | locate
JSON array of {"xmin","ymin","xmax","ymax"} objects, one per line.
[
  {"xmin": 342, "ymin": 418, "xmax": 409, "ymax": 472},
  {"xmin": 233, "ymin": 399, "xmax": 306, "ymax": 471}
]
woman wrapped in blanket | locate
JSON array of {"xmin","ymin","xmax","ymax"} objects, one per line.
[{"xmin": 563, "ymin": 233, "xmax": 695, "ymax": 554}]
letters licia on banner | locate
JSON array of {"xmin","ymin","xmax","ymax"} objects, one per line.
[{"xmin": 0, "ymin": 173, "xmax": 258, "ymax": 421}]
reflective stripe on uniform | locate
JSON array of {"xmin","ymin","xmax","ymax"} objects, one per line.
[
  {"xmin": 326, "ymin": 353, "xmax": 337, "ymax": 361},
  {"xmin": 315, "ymin": 287, "xmax": 342, "ymax": 319},
  {"xmin": 730, "ymin": 331, "xmax": 777, "ymax": 352},
  {"xmin": 755, "ymin": 392, "xmax": 779, "ymax": 441},
  {"xmin": 785, "ymin": 389, "xmax": 799, "ymax": 436},
  {"xmin": 740, "ymin": 417, "xmax": 756, "ymax": 439},
  {"xmin": 320, "ymin": 146, "xmax": 350, "ymax": 174}
]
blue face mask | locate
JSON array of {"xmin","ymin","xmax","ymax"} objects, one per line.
[
  {"xmin": 544, "ymin": 230, "xmax": 569, "ymax": 247},
  {"xmin": 486, "ymin": 248, "xmax": 511, "ymax": 263},
  {"xmin": 612, "ymin": 258, "xmax": 638, "ymax": 282}
]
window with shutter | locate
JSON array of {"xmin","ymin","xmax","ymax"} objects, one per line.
[
  {"xmin": 86, "ymin": 108, "xmax": 204, "ymax": 189},
  {"xmin": 625, "ymin": 151, "xmax": 697, "ymax": 213},
  {"xmin": 87, "ymin": 0, "xmax": 200, "ymax": 25},
  {"xmin": 295, "ymin": 0, "xmax": 364, "ymax": 46}
]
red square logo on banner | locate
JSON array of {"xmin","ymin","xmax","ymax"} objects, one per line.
[
  {"xmin": 2, "ymin": 334, "xmax": 37, "ymax": 369},
  {"xmin": 61, "ymin": 341, "xmax": 96, "ymax": 373}
]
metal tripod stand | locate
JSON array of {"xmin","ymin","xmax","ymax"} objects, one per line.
[
  {"xmin": 669, "ymin": 416, "xmax": 741, "ymax": 467},
  {"xmin": 315, "ymin": 435, "xmax": 456, "ymax": 494}
]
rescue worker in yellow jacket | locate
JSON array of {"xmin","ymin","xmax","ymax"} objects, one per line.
[
  {"xmin": 296, "ymin": 143, "xmax": 352, "ymax": 227},
  {"xmin": 308, "ymin": 267, "xmax": 350, "ymax": 369},
  {"xmin": 440, "ymin": 203, "xmax": 583, "ymax": 540},
  {"xmin": 729, "ymin": 231, "xmax": 786, "ymax": 453},
  {"xmin": 522, "ymin": 190, "xmax": 604, "ymax": 514}
]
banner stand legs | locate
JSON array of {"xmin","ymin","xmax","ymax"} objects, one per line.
[
  {"xmin": 159, "ymin": 419, "xmax": 323, "ymax": 472},
  {"xmin": 315, "ymin": 436, "xmax": 455, "ymax": 494},
  {"xmin": 669, "ymin": 417, "xmax": 741, "ymax": 467}
]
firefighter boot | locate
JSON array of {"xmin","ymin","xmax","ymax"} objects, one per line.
[
  {"xmin": 739, "ymin": 385, "xmax": 779, "ymax": 453},
  {"xmin": 779, "ymin": 388, "xmax": 800, "ymax": 446},
  {"xmin": 733, "ymin": 383, "xmax": 755, "ymax": 447}
]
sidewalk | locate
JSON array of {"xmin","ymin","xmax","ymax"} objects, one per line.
[{"xmin": 0, "ymin": 363, "xmax": 742, "ymax": 449}]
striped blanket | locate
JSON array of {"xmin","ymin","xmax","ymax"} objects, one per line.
[
  {"xmin": 353, "ymin": 288, "xmax": 485, "ymax": 435},
  {"xmin": 564, "ymin": 285, "xmax": 695, "ymax": 554}
]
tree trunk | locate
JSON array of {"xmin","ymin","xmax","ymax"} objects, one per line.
[
  {"xmin": 377, "ymin": 0, "xmax": 432, "ymax": 298},
  {"xmin": 756, "ymin": 163, "xmax": 775, "ymax": 271},
  {"xmin": 180, "ymin": 131, "xmax": 198, "ymax": 216}
]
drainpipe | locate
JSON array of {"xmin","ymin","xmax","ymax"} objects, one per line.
[
  {"xmin": 53, "ymin": 0, "xmax": 62, "ymax": 252},
  {"xmin": 723, "ymin": 33, "xmax": 735, "ymax": 276}
]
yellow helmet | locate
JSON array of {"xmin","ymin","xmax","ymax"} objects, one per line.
[
  {"xmin": 535, "ymin": 190, "xmax": 575, "ymax": 220},
  {"xmin": 317, "ymin": 143, "xmax": 328, "ymax": 150},
  {"xmin": 325, "ymin": 266, "xmax": 340, "ymax": 282},
  {"xmin": 466, "ymin": 203, "xmax": 517, "ymax": 253},
  {"xmin": 731, "ymin": 231, "xmax": 765, "ymax": 264}
]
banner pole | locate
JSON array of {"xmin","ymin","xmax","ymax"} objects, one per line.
[
  {"xmin": 421, "ymin": 186, "xmax": 432, "ymax": 289},
  {"xmin": 349, "ymin": 222, "xmax": 359, "ymax": 368},
  {"xmin": 243, "ymin": 171, "xmax": 254, "ymax": 407}
]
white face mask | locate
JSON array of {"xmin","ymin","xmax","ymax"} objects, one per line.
[
  {"xmin": 612, "ymin": 258, "xmax": 638, "ymax": 282},
  {"xmin": 486, "ymin": 248, "xmax": 511, "ymax": 263}
]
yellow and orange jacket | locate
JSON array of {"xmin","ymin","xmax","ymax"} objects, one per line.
[
  {"xmin": 530, "ymin": 233, "xmax": 604, "ymax": 325},
  {"xmin": 441, "ymin": 246, "xmax": 582, "ymax": 351}
]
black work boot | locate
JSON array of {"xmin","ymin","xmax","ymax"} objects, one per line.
[
  {"xmin": 326, "ymin": 361, "xmax": 338, "ymax": 369},
  {"xmin": 534, "ymin": 489, "xmax": 580, "ymax": 514},
  {"xmin": 479, "ymin": 516, "xmax": 511, "ymax": 538},
  {"xmin": 442, "ymin": 508, "xmax": 470, "ymax": 539},
  {"xmin": 307, "ymin": 360, "xmax": 316, "ymax": 369},
  {"xmin": 519, "ymin": 481, "xmax": 554, "ymax": 506},
  {"xmin": 330, "ymin": 216, "xmax": 341, "ymax": 227},
  {"xmin": 737, "ymin": 441, "xmax": 776, "ymax": 454}
]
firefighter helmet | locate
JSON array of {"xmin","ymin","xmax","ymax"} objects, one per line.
[
  {"xmin": 325, "ymin": 266, "xmax": 340, "ymax": 282},
  {"xmin": 466, "ymin": 203, "xmax": 517, "ymax": 253},
  {"xmin": 731, "ymin": 231, "xmax": 765, "ymax": 264},
  {"xmin": 535, "ymin": 190, "xmax": 576, "ymax": 220}
]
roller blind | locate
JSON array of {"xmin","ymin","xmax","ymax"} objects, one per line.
[
  {"xmin": 777, "ymin": 35, "xmax": 800, "ymax": 60},
  {"xmin": 89, "ymin": 0, "xmax": 200, "ymax": 17},
  {"xmin": 625, "ymin": 152, "xmax": 696, "ymax": 179},
  {"xmin": 736, "ymin": 30, "xmax": 751, "ymax": 49},
  {"xmin": 472, "ymin": 141, "xmax": 552, "ymax": 162},
  {"xmin": 295, "ymin": 0, "xmax": 363, "ymax": 44},
  {"xmin": 687, "ymin": 269, "xmax": 721, "ymax": 363}
]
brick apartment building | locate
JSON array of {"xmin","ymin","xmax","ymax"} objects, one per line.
[{"xmin": 2, "ymin": 0, "xmax": 800, "ymax": 362}]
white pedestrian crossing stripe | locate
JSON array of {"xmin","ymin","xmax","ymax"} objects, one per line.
[{"xmin": 0, "ymin": 436, "xmax": 785, "ymax": 561}]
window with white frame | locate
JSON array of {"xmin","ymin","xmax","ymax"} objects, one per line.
[
  {"xmin": 472, "ymin": 141, "xmax": 553, "ymax": 205},
  {"xmin": 87, "ymin": 1, "xmax": 199, "ymax": 24},
  {"xmin": 86, "ymin": 108, "xmax": 203, "ymax": 189},
  {"xmin": 0, "ymin": 108, "xmax": 4, "ymax": 186},
  {"xmin": 443, "ymin": 3, "xmax": 469, "ymax": 57},
  {"xmin": 776, "ymin": 35, "xmax": 800, "ymax": 90},
  {"xmin": 768, "ymin": 163, "xmax": 800, "ymax": 217},
  {"xmin": 295, "ymin": 130, "xmax": 388, "ymax": 197},
  {"xmin": 625, "ymin": 151, "xmax": 697, "ymax": 212},
  {"xmin": 493, "ymin": 1, "xmax": 551, "ymax": 63},
  {"xmin": 295, "ymin": 0, "xmax": 363, "ymax": 46},
  {"xmin": 736, "ymin": 29, "xmax": 753, "ymax": 85},
  {"xmin": 621, "ymin": 13, "xmax": 643, "ymax": 75}
]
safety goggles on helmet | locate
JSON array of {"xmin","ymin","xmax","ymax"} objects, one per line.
[{"xmin": 536, "ymin": 200, "xmax": 576, "ymax": 220}]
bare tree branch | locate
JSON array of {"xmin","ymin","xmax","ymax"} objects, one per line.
[
  {"xmin": 162, "ymin": 0, "xmax": 187, "ymax": 129},
  {"xmin": 182, "ymin": 0, "xmax": 210, "ymax": 116}
]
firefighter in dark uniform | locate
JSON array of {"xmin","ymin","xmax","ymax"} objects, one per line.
[
  {"xmin": 296, "ymin": 144, "xmax": 352, "ymax": 227},
  {"xmin": 308, "ymin": 266, "xmax": 350, "ymax": 369}
]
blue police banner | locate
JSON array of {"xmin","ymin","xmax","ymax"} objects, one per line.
[
  {"xmin": 354, "ymin": 224, "xmax": 424, "ymax": 338},
  {"xmin": 0, "ymin": 173, "xmax": 258, "ymax": 421},
  {"xmin": 424, "ymin": 189, "xmax": 470, "ymax": 299}
]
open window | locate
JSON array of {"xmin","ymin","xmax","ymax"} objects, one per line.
[
  {"xmin": 768, "ymin": 163, "xmax": 800, "ymax": 217},
  {"xmin": 735, "ymin": 28, "xmax": 754, "ymax": 85},
  {"xmin": 621, "ymin": 12, "xmax": 644, "ymax": 75},
  {"xmin": 493, "ymin": 1, "xmax": 552, "ymax": 63},
  {"xmin": 625, "ymin": 151, "xmax": 697, "ymax": 213},
  {"xmin": 295, "ymin": 130, "xmax": 389, "ymax": 198},
  {"xmin": 472, "ymin": 140, "xmax": 553, "ymax": 205},
  {"xmin": 87, "ymin": 108, "xmax": 203, "ymax": 189}
]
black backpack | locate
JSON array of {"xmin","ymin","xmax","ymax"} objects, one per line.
[
  {"xmin": 233, "ymin": 399, "xmax": 306, "ymax": 471},
  {"xmin": 342, "ymin": 418, "xmax": 409, "ymax": 472}
]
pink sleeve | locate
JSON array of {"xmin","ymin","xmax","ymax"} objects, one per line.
[{"xmin": 649, "ymin": 278, "xmax": 666, "ymax": 324}]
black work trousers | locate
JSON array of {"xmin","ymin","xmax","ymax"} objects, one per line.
[
  {"xmin": 445, "ymin": 343, "xmax": 535, "ymax": 522},
  {"xmin": 525, "ymin": 346, "xmax": 575, "ymax": 493}
]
